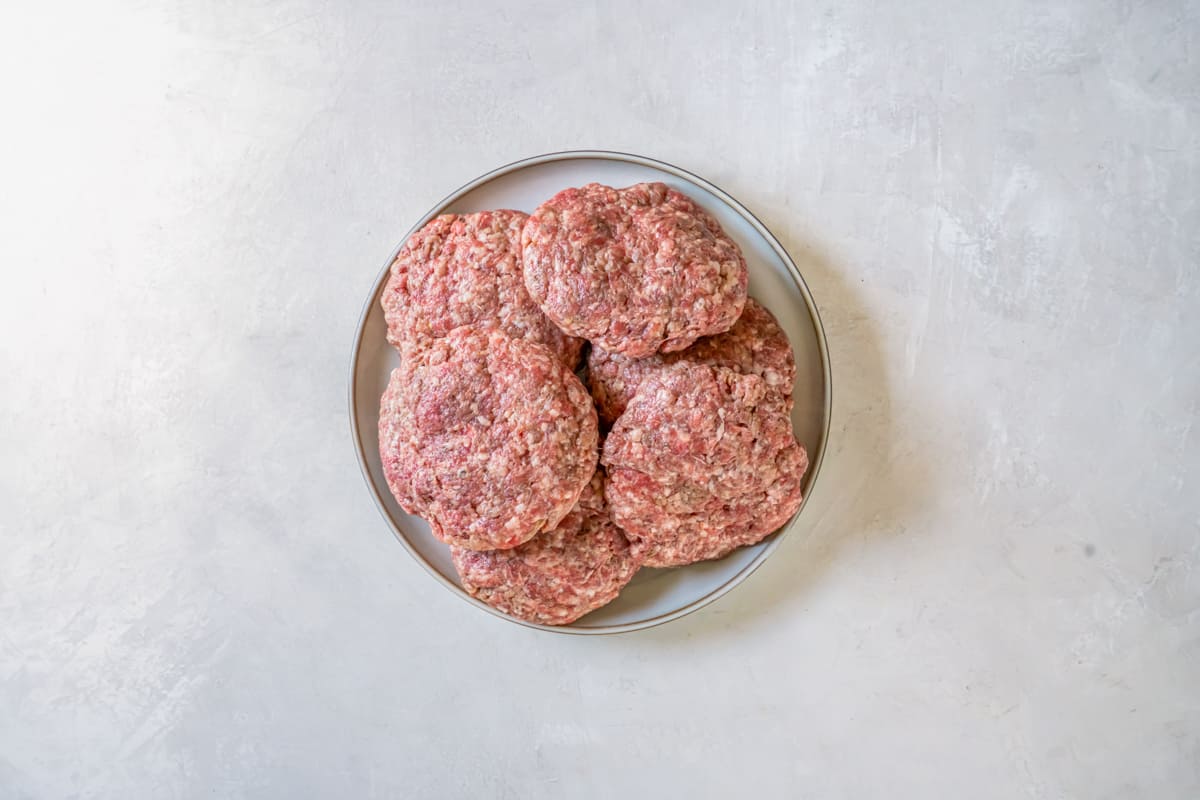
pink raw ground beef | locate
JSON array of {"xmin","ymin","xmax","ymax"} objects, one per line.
[
  {"xmin": 521, "ymin": 182, "xmax": 748, "ymax": 358},
  {"xmin": 379, "ymin": 328, "xmax": 598, "ymax": 551},
  {"xmin": 450, "ymin": 469, "xmax": 642, "ymax": 625},
  {"xmin": 382, "ymin": 210, "xmax": 583, "ymax": 368},
  {"xmin": 587, "ymin": 297, "xmax": 796, "ymax": 426},
  {"xmin": 601, "ymin": 363, "xmax": 808, "ymax": 567}
]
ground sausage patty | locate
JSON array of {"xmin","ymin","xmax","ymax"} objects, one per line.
[
  {"xmin": 601, "ymin": 363, "xmax": 808, "ymax": 567},
  {"xmin": 379, "ymin": 328, "xmax": 598, "ymax": 551},
  {"xmin": 522, "ymin": 182, "xmax": 748, "ymax": 358},
  {"xmin": 382, "ymin": 210, "xmax": 583, "ymax": 368},
  {"xmin": 587, "ymin": 297, "xmax": 796, "ymax": 426},
  {"xmin": 450, "ymin": 469, "xmax": 641, "ymax": 625}
]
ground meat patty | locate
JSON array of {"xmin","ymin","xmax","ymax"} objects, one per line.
[
  {"xmin": 522, "ymin": 182, "xmax": 748, "ymax": 358},
  {"xmin": 378, "ymin": 327, "xmax": 598, "ymax": 551},
  {"xmin": 450, "ymin": 470, "xmax": 641, "ymax": 625},
  {"xmin": 381, "ymin": 210, "xmax": 583, "ymax": 368},
  {"xmin": 601, "ymin": 363, "xmax": 808, "ymax": 567},
  {"xmin": 587, "ymin": 297, "xmax": 796, "ymax": 425}
]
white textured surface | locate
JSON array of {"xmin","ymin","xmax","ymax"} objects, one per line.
[{"xmin": 1, "ymin": 1, "xmax": 1197, "ymax": 797}]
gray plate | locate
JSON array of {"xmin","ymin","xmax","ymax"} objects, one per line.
[{"xmin": 349, "ymin": 151, "xmax": 832, "ymax": 634}]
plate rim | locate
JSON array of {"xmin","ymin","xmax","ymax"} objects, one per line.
[{"xmin": 348, "ymin": 149, "xmax": 833, "ymax": 635}]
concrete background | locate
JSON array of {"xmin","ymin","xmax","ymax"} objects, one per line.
[{"xmin": 1, "ymin": 1, "xmax": 1197, "ymax": 797}]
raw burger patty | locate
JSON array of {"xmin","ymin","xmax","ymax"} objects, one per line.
[
  {"xmin": 587, "ymin": 297, "xmax": 796, "ymax": 425},
  {"xmin": 378, "ymin": 328, "xmax": 598, "ymax": 551},
  {"xmin": 522, "ymin": 182, "xmax": 748, "ymax": 358},
  {"xmin": 381, "ymin": 210, "xmax": 583, "ymax": 368},
  {"xmin": 601, "ymin": 363, "xmax": 808, "ymax": 567},
  {"xmin": 450, "ymin": 469, "xmax": 641, "ymax": 625}
]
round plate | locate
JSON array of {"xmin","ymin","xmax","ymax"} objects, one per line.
[{"xmin": 349, "ymin": 151, "xmax": 831, "ymax": 634}]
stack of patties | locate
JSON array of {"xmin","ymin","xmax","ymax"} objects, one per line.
[{"xmin": 378, "ymin": 185, "xmax": 808, "ymax": 625}]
